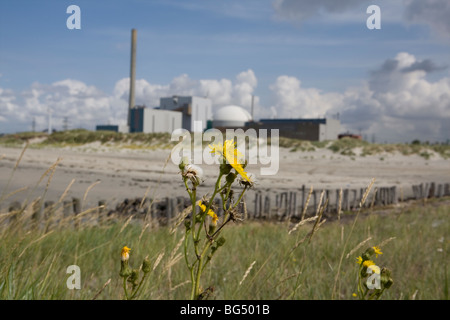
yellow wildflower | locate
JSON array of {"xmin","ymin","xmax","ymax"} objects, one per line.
[
  {"xmin": 197, "ymin": 200, "xmax": 219, "ymax": 225},
  {"xmin": 209, "ymin": 140, "xmax": 250, "ymax": 182},
  {"xmin": 373, "ymin": 246, "xmax": 382, "ymax": 258},
  {"xmin": 121, "ymin": 246, "xmax": 131, "ymax": 261},
  {"xmin": 356, "ymin": 256, "xmax": 363, "ymax": 265},
  {"xmin": 363, "ymin": 260, "xmax": 375, "ymax": 268}
]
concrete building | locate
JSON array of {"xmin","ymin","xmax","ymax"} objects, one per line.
[
  {"xmin": 212, "ymin": 105, "xmax": 252, "ymax": 130},
  {"xmin": 245, "ymin": 118, "xmax": 341, "ymax": 141},
  {"xmin": 130, "ymin": 106, "xmax": 182, "ymax": 134},
  {"xmin": 159, "ymin": 96, "xmax": 212, "ymax": 132}
]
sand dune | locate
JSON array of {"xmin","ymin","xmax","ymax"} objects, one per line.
[{"xmin": 0, "ymin": 143, "xmax": 448, "ymax": 211}]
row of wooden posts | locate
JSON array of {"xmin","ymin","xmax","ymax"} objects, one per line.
[{"xmin": 4, "ymin": 182, "xmax": 450, "ymax": 225}]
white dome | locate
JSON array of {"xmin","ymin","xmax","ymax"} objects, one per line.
[{"xmin": 213, "ymin": 105, "xmax": 252, "ymax": 122}]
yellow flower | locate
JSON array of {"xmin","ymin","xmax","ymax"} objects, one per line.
[
  {"xmin": 121, "ymin": 246, "xmax": 131, "ymax": 261},
  {"xmin": 209, "ymin": 140, "xmax": 250, "ymax": 182},
  {"xmin": 197, "ymin": 200, "xmax": 219, "ymax": 225},
  {"xmin": 373, "ymin": 246, "xmax": 382, "ymax": 258},
  {"xmin": 352, "ymin": 293, "xmax": 357, "ymax": 298},
  {"xmin": 356, "ymin": 256, "xmax": 363, "ymax": 265},
  {"xmin": 363, "ymin": 260, "xmax": 375, "ymax": 268}
]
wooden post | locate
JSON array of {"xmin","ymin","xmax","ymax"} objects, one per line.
[
  {"xmin": 301, "ymin": 185, "xmax": 306, "ymax": 215},
  {"xmin": 351, "ymin": 189, "xmax": 357, "ymax": 209},
  {"xmin": 264, "ymin": 195, "xmax": 269, "ymax": 218},
  {"xmin": 391, "ymin": 186, "xmax": 397, "ymax": 204},
  {"xmin": 254, "ymin": 192, "xmax": 259, "ymax": 219},
  {"xmin": 437, "ymin": 184, "xmax": 443, "ymax": 198},
  {"xmin": 335, "ymin": 189, "xmax": 340, "ymax": 214},
  {"xmin": 32, "ymin": 199, "xmax": 42, "ymax": 222},
  {"xmin": 72, "ymin": 198, "xmax": 81, "ymax": 215},
  {"xmin": 343, "ymin": 189, "xmax": 349, "ymax": 211},
  {"xmin": 292, "ymin": 192, "xmax": 297, "ymax": 217},
  {"xmin": 423, "ymin": 183, "xmax": 430, "ymax": 199},
  {"xmin": 313, "ymin": 190, "xmax": 317, "ymax": 214},
  {"xmin": 44, "ymin": 200, "xmax": 55, "ymax": 220},
  {"xmin": 429, "ymin": 182, "xmax": 435, "ymax": 198},
  {"xmin": 8, "ymin": 201, "xmax": 22, "ymax": 222}
]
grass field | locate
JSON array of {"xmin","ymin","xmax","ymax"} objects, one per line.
[
  {"xmin": 1, "ymin": 197, "xmax": 448, "ymax": 300},
  {"xmin": 0, "ymin": 132, "xmax": 448, "ymax": 300}
]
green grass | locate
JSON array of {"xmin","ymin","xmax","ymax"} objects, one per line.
[{"xmin": 1, "ymin": 198, "xmax": 448, "ymax": 300}]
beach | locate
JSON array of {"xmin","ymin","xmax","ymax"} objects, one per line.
[{"xmin": 1, "ymin": 142, "xmax": 448, "ymax": 212}]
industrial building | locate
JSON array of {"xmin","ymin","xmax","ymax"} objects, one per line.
[
  {"xmin": 159, "ymin": 96, "xmax": 212, "ymax": 132},
  {"xmin": 245, "ymin": 118, "xmax": 341, "ymax": 141},
  {"xmin": 129, "ymin": 106, "xmax": 182, "ymax": 133},
  {"xmin": 95, "ymin": 28, "xmax": 342, "ymax": 141}
]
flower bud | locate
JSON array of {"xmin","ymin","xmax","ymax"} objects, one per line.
[
  {"xmin": 226, "ymin": 172, "xmax": 237, "ymax": 184},
  {"xmin": 380, "ymin": 267, "xmax": 393, "ymax": 289},
  {"xmin": 364, "ymin": 247, "xmax": 375, "ymax": 257},
  {"xmin": 142, "ymin": 258, "xmax": 151, "ymax": 274},
  {"xmin": 119, "ymin": 260, "xmax": 132, "ymax": 278},
  {"xmin": 217, "ymin": 236, "xmax": 226, "ymax": 247},
  {"xmin": 219, "ymin": 163, "xmax": 232, "ymax": 175},
  {"xmin": 128, "ymin": 269, "xmax": 139, "ymax": 287}
]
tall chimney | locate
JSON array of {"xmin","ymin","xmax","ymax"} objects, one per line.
[
  {"xmin": 251, "ymin": 94, "xmax": 255, "ymax": 121},
  {"xmin": 128, "ymin": 28, "xmax": 137, "ymax": 127}
]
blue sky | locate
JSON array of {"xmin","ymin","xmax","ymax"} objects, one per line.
[{"xmin": 1, "ymin": 0, "xmax": 449, "ymax": 142}]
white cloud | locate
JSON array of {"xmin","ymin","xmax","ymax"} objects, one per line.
[
  {"xmin": 1, "ymin": 57, "xmax": 448, "ymax": 143},
  {"xmin": 0, "ymin": 70, "xmax": 260, "ymax": 132},
  {"xmin": 267, "ymin": 52, "xmax": 450, "ymax": 142},
  {"xmin": 269, "ymin": 75, "xmax": 341, "ymax": 118}
]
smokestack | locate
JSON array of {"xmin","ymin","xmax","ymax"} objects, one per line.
[
  {"xmin": 251, "ymin": 94, "xmax": 255, "ymax": 121},
  {"xmin": 128, "ymin": 28, "xmax": 137, "ymax": 127}
]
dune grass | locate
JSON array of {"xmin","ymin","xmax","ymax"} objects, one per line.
[
  {"xmin": 2, "ymin": 130, "xmax": 449, "ymax": 158},
  {"xmin": 1, "ymin": 196, "xmax": 448, "ymax": 300},
  {"xmin": 0, "ymin": 134, "xmax": 448, "ymax": 300}
]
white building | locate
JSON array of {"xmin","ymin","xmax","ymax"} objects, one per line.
[
  {"xmin": 130, "ymin": 106, "xmax": 182, "ymax": 134},
  {"xmin": 159, "ymin": 96, "xmax": 212, "ymax": 132}
]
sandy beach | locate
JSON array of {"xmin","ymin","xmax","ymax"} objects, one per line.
[{"xmin": 1, "ymin": 141, "xmax": 448, "ymax": 213}]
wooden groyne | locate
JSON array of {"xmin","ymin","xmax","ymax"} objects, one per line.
[{"xmin": 2, "ymin": 182, "xmax": 449, "ymax": 227}]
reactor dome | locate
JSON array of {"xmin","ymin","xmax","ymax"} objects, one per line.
[{"xmin": 212, "ymin": 105, "xmax": 252, "ymax": 128}]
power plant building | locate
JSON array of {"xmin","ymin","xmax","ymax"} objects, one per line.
[
  {"xmin": 129, "ymin": 106, "xmax": 182, "ymax": 134},
  {"xmin": 159, "ymin": 96, "xmax": 212, "ymax": 132},
  {"xmin": 245, "ymin": 118, "xmax": 341, "ymax": 141}
]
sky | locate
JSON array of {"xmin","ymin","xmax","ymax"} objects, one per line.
[{"xmin": 0, "ymin": 0, "xmax": 449, "ymax": 143}]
